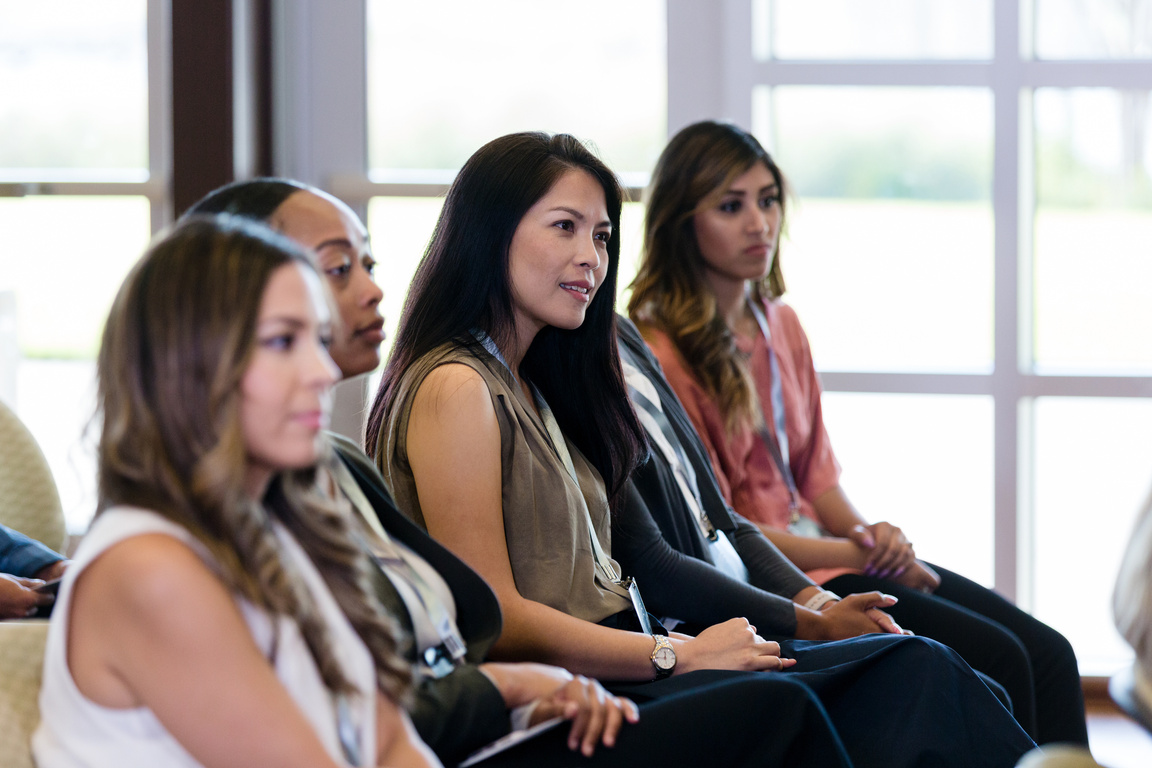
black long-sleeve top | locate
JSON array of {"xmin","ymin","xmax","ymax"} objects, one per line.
[{"xmin": 613, "ymin": 316, "xmax": 814, "ymax": 638}]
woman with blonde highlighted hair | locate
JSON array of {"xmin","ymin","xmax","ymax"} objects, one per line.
[
  {"xmin": 629, "ymin": 119, "xmax": 1087, "ymax": 747},
  {"xmin": 33, "ymin": 217, "xmax": 438, "ymax": 768}
]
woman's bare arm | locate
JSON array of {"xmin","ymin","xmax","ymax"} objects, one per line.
[
  {"xmin": 375, "ymin": 691, "xmax": 443, "ymax": 767},
  {"xmin": 756, "ymin": 524, "xmax": 870, "ymax": 573},
  {"xmin": 406, "ymin": 364, "xmax": 788, "ymax": 680},
  {"xmin": 69, "ymin": 533, "xmax": 438, "ymax": 768}
]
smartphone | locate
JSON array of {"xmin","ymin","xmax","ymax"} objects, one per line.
[{"xmin": 34, "ymin": 578, "xmax": 62, "ymax": 595}]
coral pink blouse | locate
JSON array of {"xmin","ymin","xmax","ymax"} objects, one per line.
[{"xmin": 641, "ymin": 300, "xmax": 847, "ymax": 583}]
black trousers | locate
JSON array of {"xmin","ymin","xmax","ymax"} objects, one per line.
[
  {"xmin": 483, "ymin": 670, "xmax": 851, "ymax": 768},
  {"xmin": 601, "ymin": 634, "xmax": 1033, "ymax": 768},
  {"xmin": 825, "ymin": 562, "xmax": 1089, "ymax": 746},
  {"xmin": 479, "ymin": 635, "xmax": 1036, "ymax": 767}
]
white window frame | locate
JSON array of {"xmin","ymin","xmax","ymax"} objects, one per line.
[{"xmin": 668, "ymin": 0, "xmax": 1152, "ymax": 605}]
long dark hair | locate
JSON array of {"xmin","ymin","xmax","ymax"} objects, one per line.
[
  {"xmin": 628, "ymin": 120, "xmax": 788, "ymax": 432},
  {"xmin": 367, "ymin": 131, "xmax": 646, "ymax": 499}
]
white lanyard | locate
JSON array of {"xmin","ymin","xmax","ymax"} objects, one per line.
[
  {"xmin": 471, "ymin": 330, "xmax": 625, "ymax": 587},
  {"xmin": 745, "ymin": 293, "xmax": 803, "ymax": 526},
  {"xmin": 621, "ymin": 357, "xmax": 713, "ymax": 541},
  {"xmin": 622, "ymin": 354, "xmax": 749, "ymax": 582},
  {"xmin": 329, "ymin": 459, "xmax": 467, "ymax": 676}
]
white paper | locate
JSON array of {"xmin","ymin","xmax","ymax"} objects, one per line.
[{"xmin": 458, "ymin": 717, "xmax": 566, "ymax": 767}]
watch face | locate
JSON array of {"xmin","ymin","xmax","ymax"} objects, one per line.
[{"xmin": 654, "ymin": 646, "xmax": 676, "ymax": 670}]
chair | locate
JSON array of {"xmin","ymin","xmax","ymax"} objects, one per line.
[
  {"xmin": 0, "ymin": 620, "xmax": 50, "ymax": 768},
  {"xmin": 0, "ymin": 398, "xmax": 67, "ymax": 554}
]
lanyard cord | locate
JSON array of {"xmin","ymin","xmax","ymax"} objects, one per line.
[
  {"xmin": 621, "ymin": 354, "xmax": 716, "ymax": 542},
  {"xmin": 329, "ymin": 459, "xmax": 467, "ymax": 676},
  {"xmin": 745, "ymin": 293, "xmax": 803, "ymax": 525},
  {"xmin": 470, "ymin": 329, "xmax": 627, "ymax": 589}
]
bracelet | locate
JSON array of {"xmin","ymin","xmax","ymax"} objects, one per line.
[{"xmin": 804, "ymin": 590, "xmax": 841, "ymax": 612}]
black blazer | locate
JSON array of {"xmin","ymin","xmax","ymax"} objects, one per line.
[
  {"xmin": 613, "ymin": 315, "xmax": 813, "ymax": 637},
  {"xmin": 332, "ymin": 435, "xmax": 508, "ymax": 766}
]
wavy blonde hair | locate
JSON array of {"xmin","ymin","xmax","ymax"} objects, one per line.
[
  {"xmin": 96, "ymin": 217, "xmax": 411, "ymax": 701},
  {"xmin": 628, "ymin": 120, "xmax": 788, "ymax": 433}
]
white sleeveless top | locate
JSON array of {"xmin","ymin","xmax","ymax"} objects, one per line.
[{"xmin": 32, "ymin": 506, "xmax": 377, "ymax": 768}]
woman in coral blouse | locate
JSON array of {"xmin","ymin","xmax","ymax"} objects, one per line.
[{"xmin": 627, "ymin": 119, "xmax": 1088, "ymax": 747}]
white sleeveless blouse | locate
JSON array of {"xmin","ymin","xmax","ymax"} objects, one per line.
[{"xmin": 32, "ymin": 506, "xmax": 377, "ymax": 767}]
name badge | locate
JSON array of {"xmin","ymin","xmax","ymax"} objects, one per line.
[{"xmin": 788, "ymin": 515, "xmax": 824, "ymax": 539}]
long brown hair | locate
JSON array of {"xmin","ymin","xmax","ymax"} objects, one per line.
[
  {"xmin": 96, "ymin": 216, "xmax": 411, "ymax": 701},
  {"xmin": 628, "ymin": 120, "xmax": 788, "ymax": 433}
]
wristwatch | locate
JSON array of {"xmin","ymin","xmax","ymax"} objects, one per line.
[{"xmin": 650, "ymin": 634, "xmax": 676, "ymax": 679}]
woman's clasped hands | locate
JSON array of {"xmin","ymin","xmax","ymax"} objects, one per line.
[{"xmin": 849, "ymin": 522, "xmax": 941, "ymax": 592}]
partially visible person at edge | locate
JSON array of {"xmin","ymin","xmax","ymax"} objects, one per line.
[
  {"xmin": 0, "ymin": 522, "xmax": 68, "ymax": 619},
  {"xmin": 1113, "ymin": 480, "xmax": 1152, "ymax": 728},
  {"xmin": 186, "ymin": 179, "xmax": 754, "ymax": 768},
  {"xmin": 32, "ymin": 217, "xmax": 439, "ymax": 767},
  {"xmin": 626, "ymin": 118, "xmax": 1087, "ymax": 747},
  {"xmin": 366, "ymin": 129, "xmax": 1036, "ymax": 768}
]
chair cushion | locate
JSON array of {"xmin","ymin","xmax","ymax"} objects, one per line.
[
  {"xmin": 0, "ymin": 620, "xmax": 50, "ymax": 768},
  {"xmin": 0, "ymin": 399, "xmax": 66, "ymax": 553}
]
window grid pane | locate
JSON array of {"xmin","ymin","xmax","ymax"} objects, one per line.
[
  {"xmin": 764, "ymin": 86, "xmax": 994, "ymax": 372},
  {"xmin": 1033, "ymin": 88, "xmax": 1152, "ymax": 374},
  {"xmin": 0, "ymin": 2, "xmax": 148, "ymax": 171},
  {"xmin": 3, "ymin": 196, "xmax": 150, "ymax": 533},
  {"xmin": 765, "ymin": 0, "xmax": 993, "ymax": 60},
  {"xmin": 1034, "ymin": 0, "xmax": 1152, "ymax": 60},
  {"xmin": 823, "ymin": 393, "xmax": 995, "ymax": 586},
  {"xmin": 366, "ymin": 0, "xmax": 666, "ymax": 178}
]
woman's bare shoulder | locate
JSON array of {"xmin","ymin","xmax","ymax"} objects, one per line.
[
  {"xmin": 411, "ymin": 362, "xmax": 493, "ymax": 416},
  {"xmin": 74, "ymin": 532, "xmax": 226, "ymax": 621}
]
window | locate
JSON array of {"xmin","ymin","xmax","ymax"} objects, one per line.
[
  {"xmin": 695, "ymin": 0, "xmax": 1152, "ymax": 675},
  {"xmin": 366, "ymin": 0, "xmax": 666, "ymax": 181},
  {"xmin": 763, "ymin": 85, "xmax": 994, "ymax": 373},
  {"xmin": 762, "ymin": 0, "xmax": 993, "ymax": 60},
  {"xmin": 1034, "ymin": 0, "xmax": 1152, "ymax": 59},
  {"xmin": 1033, "ymin": 87, "xmax": 1152, "ymax": 373},
  {"xmin": 0, "ymin": 0, "xmax": 166, "ymax": 533},
  {"xmin": 360, "ymin": 0, "xmax": 667, "ymax": 358}
]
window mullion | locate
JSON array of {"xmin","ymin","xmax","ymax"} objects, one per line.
[
  {"xmin": 148, "ymin": 0, "xmax": 172, "ymax": 232},
  {"xmin": 991, "ymin": 0, "xmax": 1025, "ymax": 604}
]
